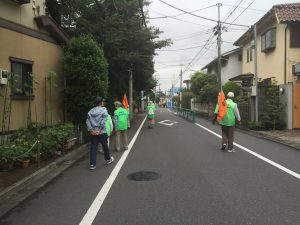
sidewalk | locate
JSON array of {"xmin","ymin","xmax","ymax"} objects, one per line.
[
  {"xmin": 254, "ymin": 129, "xmax": 300, "ymax": 150},
  {"xmin": 0, "ymin": 113, "xmax": 145, "ymax": 218}
]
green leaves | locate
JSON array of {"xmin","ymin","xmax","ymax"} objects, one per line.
[
  {"xmin": 190, "ymin": 71, "xmax": 218, "ymax": 103},
  {"xmin": 63, "ymin": 35, "xmax": 108, "ymax": 123}
]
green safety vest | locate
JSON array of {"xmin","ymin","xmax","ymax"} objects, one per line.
[
  {"xmin": 114, "ymin": 107, "xmax": 128, "ymax": 130},
  {"xmin": 217, "ymin": 99, "xmax": 237, "ymax": 126},
  {"xmin": 147, "ymin": 104, "xmax": 155, "ymax": 119},
  {"xmin": 106, "ymin": 115, "xmax": 112, "ymax": 137}
]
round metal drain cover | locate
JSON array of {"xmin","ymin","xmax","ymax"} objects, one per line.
[{"xmin": 127, "ymin": 171, "xmax": 161, "ymax": 181}]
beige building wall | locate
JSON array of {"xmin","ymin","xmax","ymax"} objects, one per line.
[
  {"xmin": 0, "ymin": 0, "xmax": 46, "ymax": 31},
  {"xmin": 242, "ymin": 19, "xmax": 300, "ymax": 86},
  {"xmin": 286, "ymin": 28, "xmax": 300, "ymax": 84},
  {"xmin": 242, "ymin": 21, "xmax": 286, "ymax": 85},
  {"xmin": 0, "ymin": 28, "xmax": 64, "ymax": 130}
]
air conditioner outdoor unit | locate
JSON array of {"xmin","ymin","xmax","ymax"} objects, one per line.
[
  {"xmin": 292, "ymin": 63, "xmax": 300, "ymax": 76},
  {"xmin": 0, "ymin": 70, "xmax": 9, "ymax": 85}
]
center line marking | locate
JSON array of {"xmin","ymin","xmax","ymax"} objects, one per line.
[
  {"xmin": 79, "ymin": 116, "xmax": 147, "ymax": 225},
  {"xmin": 195, "ymin": 123, "xmax": 300, "ymax": 180}
]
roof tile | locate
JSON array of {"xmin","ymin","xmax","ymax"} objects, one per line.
[{"xmin": 274, "ymin": 3, "xmax": 300, "ymax": 23}]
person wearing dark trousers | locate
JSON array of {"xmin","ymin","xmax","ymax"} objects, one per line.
[
  {"xmin": 113, "ymin": 101, "xmax": 129, "ymax": 151},
  {"xmin": 86, "ymin": 97, "xmax": 114, "ymax": 170},
  {"xmin": 214, "ymin": 92, "xmax": 241, "ymax": 152}
]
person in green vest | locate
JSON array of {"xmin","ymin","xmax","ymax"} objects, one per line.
[
  {"xmin": 99, "ymin": 114, "xmax": 113, "ymax": 153},
  {"xmin": 214, "ymin": 92, "xmax": 241, "ymax": 152},
  {"xmin": 147, "ymin": 101, "xmax": 156, "ymax": 129},
  {"xmin": 114, "ymin": 101, "xmax": 129, "ymax": 151}
]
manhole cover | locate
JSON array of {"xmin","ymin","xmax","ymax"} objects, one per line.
[{"xmin": 127, "ymin": 171, "xmax": 161, "ymax": 181}]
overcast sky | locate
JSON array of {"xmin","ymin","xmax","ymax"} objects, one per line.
[{"xmin": 146, "ymin": 0, "xmax": 297, "ymax": 92}]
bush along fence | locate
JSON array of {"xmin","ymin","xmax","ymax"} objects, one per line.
[
  {"xmin": 173, "ymin": 107, "xmax": 196, "ymax": 122},
  {"xmin": 0, "ymin": 122, "xmax": 76, "ymax": 171}
]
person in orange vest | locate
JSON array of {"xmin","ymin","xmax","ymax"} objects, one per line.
[{"xmin": 214, "ymin": 92, "xmax": 241, "ymax": 152}]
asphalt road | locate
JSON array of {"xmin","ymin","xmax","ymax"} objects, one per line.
[{"xmin": 1, "ymin": 108, "xmax": 300, "ymax": 225}]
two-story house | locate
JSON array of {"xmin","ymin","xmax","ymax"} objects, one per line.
[
  {"xmin": 0, "ymin": 0, "xmax": 69, "ymax": 133},
  {"xmin": 234, "ymin": 3, "xmax": 300, "ymax": 129},
  {"xmin": 201, "ymin": 47, "xmax": 243, "ymax": 86}
]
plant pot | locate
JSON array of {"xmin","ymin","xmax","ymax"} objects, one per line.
[
  {"xmin": 22, "ymin": 159, "xmax": 30, "ymax": 169},
  {"xmin": 0, "ymin": 161, "xmax": 14, "ymax": 171}
]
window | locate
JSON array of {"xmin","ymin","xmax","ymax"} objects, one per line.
[
  {"xmin": 238, "ymin": 54, "xmax": 242, "ymax": 61},
  {"xmin": 290, "ymin": 25, "xmax": 300, "ymax": 48},
  {"xmin": 247, "ymin": 46, "xmax": 253, "ymax": 63},
  {"xmin": 10, "ymin": 57, "xmax": 34, "ymax": 99},
  {"xmin": 261, "ymin": 28, "xmax": 276, "ymax": 52}
]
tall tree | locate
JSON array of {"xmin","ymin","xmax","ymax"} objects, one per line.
[
  {"xmin": 46, "ymin": 0, "xmax": 170, "ymax": 103},
  {"xmin": 63, "ymin": 35, "xmax": 108, "ymax": 123}
]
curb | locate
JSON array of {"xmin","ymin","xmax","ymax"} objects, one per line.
[
  {"xmin": 0, "ymin": 142, "xmax": 89, "ymax": 217},
  {"xmin": 236, "ymin": 127, "xmax": 300, "ymax": 151}
]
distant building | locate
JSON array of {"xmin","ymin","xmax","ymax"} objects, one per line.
[{"xmin": 202, "ymin": 47, "xmax": 243, "ymax": 86}]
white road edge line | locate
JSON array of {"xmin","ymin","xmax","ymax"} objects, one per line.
[
  {"xmin": 79, "ymin": 116, "xmax": 147, "ymax": 225},
  {"xmin": 195, "ymin": 123, "xmax": 300, "ymax": 180}
]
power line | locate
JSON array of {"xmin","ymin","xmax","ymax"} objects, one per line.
[
  {"xmin": 158, "ymin": 0, "xmax": 249, "ymax": 27},
  {"xmin": 223, "ymin": 0, "xmax": 256, "ymax": 30},
  {"xmin": 148, "ymin": 10, "xmax": 213, "ymax": 27},
  {"xmin": 157, "ymin": 44, "xmax": 208, "ymax": 52},
  {"xmin": 222, "ymin": 3, "xmax": 266, "ymax": 12}
]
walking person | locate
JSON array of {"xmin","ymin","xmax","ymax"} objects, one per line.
[
  {"xmin": 98, "ymin": 113, "xmax": 113, "ymax": 153},
  {"xmin": 147, "ymin": 101, "xmax": 156, "ymax": 129},
  {"xmin": 214, "ymin": 92, "xmax": 241, "ymax": 152},
  {"xmin": 86, "ymin": 97, "xmax": 114, "ymax": 170},
  {"xmin": 114, "ymin": 101, "xmax": 129, "ymax": 151}
]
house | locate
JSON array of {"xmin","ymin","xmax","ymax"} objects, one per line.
[
  {"xmin": 183, "ymin": 79, "xmax": 191, "ymax": 89},
  {"xmin": 234, "ymin": 3, "xmax": 300, "ymax": 129},
  {"xmin": 201, "ymin": 47, "xmax": 243, "ymax": 86},
  {"xmin": 0, "ymin": 0, "xmax": 69, "ymax": 132}
]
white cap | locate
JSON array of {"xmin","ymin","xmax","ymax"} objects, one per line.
[{"xmin": 227, "ymin": 92, "xmax": 234, "ymax": 98}]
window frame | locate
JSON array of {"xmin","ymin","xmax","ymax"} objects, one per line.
[
  {"xmin": 10, "ymin": 57, "xmax": 34, "ymax": 100},
  {"xmin": 290, "ymin": 25, "xmax": 300, "ymax": 48},
  {"xmin": 261, "ymin": 28, "xmax": 276, "ymax": 52},
  {"xmin": 246, "ymin": 46, "xmax": 253, "ymax": 63}
]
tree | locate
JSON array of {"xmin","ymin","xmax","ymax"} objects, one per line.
[
  {"xmin": 222, "ymin": 81, "xmax": 240, "ymax": 97},
  {"xmin": 260, "ymin": 82, "xmax": 285, "ymax": 130},
  {"xmin": 46, "ymin": 0, "xmax": 171, "ymax": 103},
  {"xmin": 63, "ymin": 35, "xmax": 108, "ymax": 123},
  {"xmin": 190, "ymin": 71, "xmax": 218, "ymax": 103}
]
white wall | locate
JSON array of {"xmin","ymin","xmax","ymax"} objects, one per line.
[{"xmin": 221, "ymin": 52, "xmax": 242, "ymax": 85}]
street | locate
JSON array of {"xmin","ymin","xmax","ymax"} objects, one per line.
[{"xmin": 1, "ymin": 108, "xmax": 300, "ymax": 225}]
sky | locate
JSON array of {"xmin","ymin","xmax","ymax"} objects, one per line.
[{"xmin": 146, "ymin": 0, "xmax": 298, "ymax": 92}]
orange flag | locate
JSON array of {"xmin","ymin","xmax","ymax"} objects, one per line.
[
  {"xmin": 122, "ymin": 94, "xmax": 129, "ymax": 109},
  {"xmin": 217, "ymin": 91, "xmax": 227, "ymax": 122}
]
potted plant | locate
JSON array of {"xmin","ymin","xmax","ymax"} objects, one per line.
[{"xmin": 0, "ymin": 144, "xmax": 19, "ymax": 171}]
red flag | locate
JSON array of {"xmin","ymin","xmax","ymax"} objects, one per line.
[
  {"xmin": 217, "ymin": 91, "xmax": 227, "ymax": 122},
  {"xmin": 122, "ymin": 94, "xmax": 129, "ymax": 109}
]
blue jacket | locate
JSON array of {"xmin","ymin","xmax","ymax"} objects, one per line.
[{"xmin": 86, "ymin": 106, "xmax": 108, "ymax": 134}]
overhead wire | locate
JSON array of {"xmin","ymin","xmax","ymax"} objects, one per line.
[{"xmin": 158, "ymin": 0, "xmax": 249, "ymax": 27}]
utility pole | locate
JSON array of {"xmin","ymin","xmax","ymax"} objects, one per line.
[
  {"xmin": 217, "ymin": 3, "xmax": 222, "ymax": 92},
  {"xmin": 253, "ymin": 24, "xmax": 259, "ymax": 122},
  {"xmin": 179, "ymin": 65, "xmax": 183, "ymax": 110},
  {"xmin": 129, "ymin": 67, "xmax": 133, "ymax": 120},
  {"xmin": 171, "ymin": 78, "xmax": 174, "ymax": 109},
  {"xmin": 141, "ymin": 90, "xmax": 144, "ymax": 112}
]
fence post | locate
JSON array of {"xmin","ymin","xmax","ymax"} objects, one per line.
[{"xmin": 37, "ymin": 129, "xmax": 41, "ymax": 169}]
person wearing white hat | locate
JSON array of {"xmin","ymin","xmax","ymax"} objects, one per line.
[{"xmin": 215, "ymin": 91, "xmax": 241, "ymax": 152}]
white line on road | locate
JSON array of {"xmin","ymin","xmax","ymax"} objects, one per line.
[
  {"xmin": 79, "ymin": 116, "xmax": 147, "ymax": 225},
  {"xmin": 195, "ymin": 123, "xmax": 300, "ymax": 180}
]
